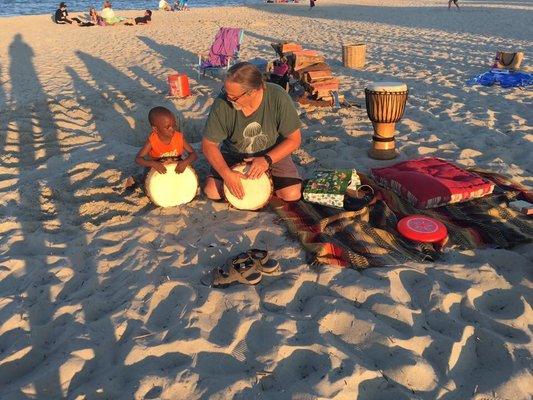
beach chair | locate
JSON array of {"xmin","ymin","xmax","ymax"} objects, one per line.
[{"xmin": 197, "ymin": 27, "xmax": 244, "ymax": 79}]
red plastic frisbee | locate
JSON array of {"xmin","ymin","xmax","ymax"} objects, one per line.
[{"xmin": 397, "ymin": 215, "xmax": 448, "ymax": 243}]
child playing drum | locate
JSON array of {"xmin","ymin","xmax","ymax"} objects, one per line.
[{"xmin": 125, "ymin": 106, "xmax": 197, "ymax": 190}]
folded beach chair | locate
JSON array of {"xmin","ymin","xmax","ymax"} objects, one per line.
[{"xmin": 197, "ymin": 27, "xmax": 244, "ymax": 79}]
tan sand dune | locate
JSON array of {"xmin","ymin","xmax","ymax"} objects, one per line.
[{"xmin": 0, "ymin": 1, "xmax": 532, "ymax": 399}]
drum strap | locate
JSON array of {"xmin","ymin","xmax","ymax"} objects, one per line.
[{"xmin": 372, "ymin": 135, "xmax": 395, "ymax": 142}]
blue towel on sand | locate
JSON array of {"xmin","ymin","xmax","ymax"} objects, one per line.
[{"xmin": 467, "ymin": 70, "xmax": 533, "ymax": 88}]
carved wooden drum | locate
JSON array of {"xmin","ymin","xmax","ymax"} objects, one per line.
[{"xmin": 365, "ymin": 82, "xmax": 408, "ymax": 160}]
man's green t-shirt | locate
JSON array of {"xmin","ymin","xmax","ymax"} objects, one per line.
[{"xmin": 203, "ymin": 83, "xmax": 302, "ymax": 156}]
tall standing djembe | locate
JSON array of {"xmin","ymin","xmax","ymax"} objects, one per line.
[{"xmin": 364, "ymin": 82, "xmax": 408, "ymax": 160}]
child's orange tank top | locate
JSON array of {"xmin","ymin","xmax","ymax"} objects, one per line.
[{"xmin": 148, "ymin": 131, "xmax": 184, "ymax": 159}]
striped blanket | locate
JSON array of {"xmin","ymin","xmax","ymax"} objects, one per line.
[{"xmin": 270, "ymin": 170, "xmax": 532, "ymax": 269}]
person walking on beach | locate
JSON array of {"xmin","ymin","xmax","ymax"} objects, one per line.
[
  {"xmin": 310, "ymin": 0, "xmax": 316, "ymax": 9},
  {"xmin": 448, "ymin": 0, "xmax": 459, "ymax": 10}
]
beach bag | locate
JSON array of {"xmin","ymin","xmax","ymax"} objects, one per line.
[{"xmin": 493, "ymin": 51, "xmax": 524, "ymax": 70}]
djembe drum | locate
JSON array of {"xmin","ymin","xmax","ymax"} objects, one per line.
[
  {"xmin": 223, "ymin": 163, "xmax": 273, "ymax": 211},
  {"xmin": 365, "ymin": 82, "xmax": 408, "ymax": 160},
  {"xmin": 145, "ymin": 163, "xmax": 198, "ymax": 207}
]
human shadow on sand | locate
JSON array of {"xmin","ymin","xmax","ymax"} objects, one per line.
[{"xmin": 0, "ymin": 33, "xmax": 120, "ymax": 400}]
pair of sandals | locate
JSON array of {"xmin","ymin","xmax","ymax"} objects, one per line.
[{"xmin": 201, "ymin": 249, "xmax": 280, "ymax": 288}]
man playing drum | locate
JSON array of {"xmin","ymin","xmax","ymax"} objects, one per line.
[{"xmin": 202, "ymin": 62, "xmax": 303, "ymax": 203}]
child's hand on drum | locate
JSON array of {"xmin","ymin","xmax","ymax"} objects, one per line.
[
  {"xmin": 223, "ymin": 170, "xmax": 246, "ymax": 199},
  {"xmin": 151, "ymin": 161, "xmax": 167, "ymax": 174},
  {"xmin": 175, "ymin": 160, "xmax": 188, "ymax": 174},
  {"xmin": 244, "ymin": 157, "xmax": 269, "ymax": 179}
]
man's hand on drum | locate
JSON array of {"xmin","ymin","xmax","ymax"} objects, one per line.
[
  {"xmin": 244, "ymin": 157, "xmax": 269, "ymax": 179},
  {"xmin": 151, "ymin": 161, "xmax": 167, "ymax": 174},
  {"xmin": 223, "ymin": 170, "xmax": 246, "ymax": 199},
  {"xmin": 174, "ymin": 160, "xmax": 188, "ymax": 174}
]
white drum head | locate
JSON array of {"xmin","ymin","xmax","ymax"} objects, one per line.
[
  {"xmin": 366, "ymin": 82, "xmax": 408, "ymax": 92},
  {"xmin": 145, "ymin": 164, "xmax": 198, "ymax": 207},
  {"xmin": 223, "ymin": 163, "xmax": 273, "ymax": 211}
]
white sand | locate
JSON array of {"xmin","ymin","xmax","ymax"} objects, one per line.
[{"xmin": 0, "ymin": 1, "xmax": 532, "ymax": 399}]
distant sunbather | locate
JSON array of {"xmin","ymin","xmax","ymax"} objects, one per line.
[
  {"xmin": 55, "ymin": 2, "xmax": 95, "ymax": 26},
  {"xmin": 135, "ymin": 9, "xmax": 152, "ymax": 24},
  {"xmin": 90, "ymin": 7, "xmax": 105, "ymax": 25},
  {"xmin": 101, "ymin": 1, "xmax": 131, "ymax": 25},
  {"xmin": 159, "ymin": 0, "xmax": 173, "ymax": 11},
  {"xmin": 176, "ymin": 0, "xmax": 189, "ymax": 11},
  {"xmin": 55, "ymin": 2, "xmax": 75, "ymax": 23}
]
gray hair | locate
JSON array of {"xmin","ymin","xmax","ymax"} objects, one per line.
[{"xmin": 226, "ymin": 62, "xmax": 264, "ymax": 91}]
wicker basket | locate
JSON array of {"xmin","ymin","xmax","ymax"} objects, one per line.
[{"xmin": 342, "ymin": 44, "xmax": 366, "ymax": 69}]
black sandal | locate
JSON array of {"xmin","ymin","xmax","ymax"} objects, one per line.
[
  {"xmin": 200, "ymin": 257, "xmax": 262, "ymax": 288},
  {"xmin": 243, "ymin": 249, "xmax": 280, "ymax": 274}
]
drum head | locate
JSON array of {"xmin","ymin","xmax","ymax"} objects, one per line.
[
  {"xmin": 366, "ymin": 82, "xmax": 408, "ymax": 92},
  {"xmin": 397, "ymin": 215, "xmax": 448, "ymax": 243},
  {"xmin": 223, "ymin": 164, "xmax": 273, "ymax": 211},
  {"xmin": 145, "ymin": 164, "xmax": 198, "ymax": 207}
]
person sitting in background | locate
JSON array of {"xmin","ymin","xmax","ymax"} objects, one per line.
[
  {"xmin": 101, "ymin": 1, "xmax": 117, "ymax": 21},
  {"xmin": 159, "ymin": 0, "xmax": 173, "ymax": 11},
  {"xmin": 101, "ymin": 0, "xmax": 128, "ymax": 24},
  {"xmin": 55, "ymin": 2, "xmax": 74, "ymax": 23},
  {"xmin": 55, "ymin": 2, "xmax": 95, "ymax": 26},
  {"xmin": 134, "ymin": 9, "xmax": 152, "ymax": 24},
  {"xmin": 174, "ymin": 0, "xmax": 189, "ymax": 10},
  {"xmin": 55, "ymin": 2, "xmax": 85, "ymax": 24},
  {"xmin": 90, "ymin": 7, "xmax": 105, "ymax": 25}
]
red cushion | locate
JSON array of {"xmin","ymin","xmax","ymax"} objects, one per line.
[{"xmin": 371, "ymin": 157, "xmax": 494, "ymax": 209}]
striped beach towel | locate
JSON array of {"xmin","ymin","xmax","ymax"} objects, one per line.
[{"xmin": 270, "ymin": 170, "xmax": 532, "ymax": 269}]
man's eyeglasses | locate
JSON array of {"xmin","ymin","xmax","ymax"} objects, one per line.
[{"xmin": 220, "ymin": 87, "xmax": 250, "ymax": 103}]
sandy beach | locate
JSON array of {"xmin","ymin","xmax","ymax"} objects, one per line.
[{"xmin": 0, "ymin": 0, "xmax": 532, "ymax": 399}]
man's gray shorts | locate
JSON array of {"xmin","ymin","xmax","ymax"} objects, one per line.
[{"xmin": 209, "ymin": 153, "xmax": 302, "ymax": 190}]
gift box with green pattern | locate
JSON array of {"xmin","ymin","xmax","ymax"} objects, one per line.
[{"xmin": 303, "ymin": 169, "xmax": 361, "ymax": 208}]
